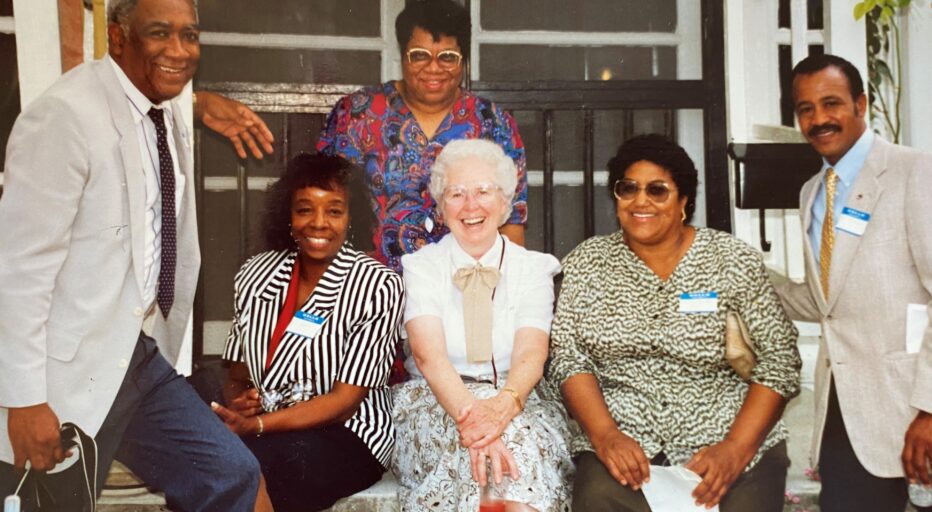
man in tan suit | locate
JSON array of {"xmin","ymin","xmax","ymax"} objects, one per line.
[
  {"xmin": 0, "ymin": 0, "xmax": 272, "ymax": 510},
  {"xmin": 778, "ymin": 54, "xmax": 932, "ymax": 511}
]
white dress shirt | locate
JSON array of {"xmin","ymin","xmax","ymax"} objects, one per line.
[
  {"xmin": 402, "ymin": 234, "xmax": 561, "ymax": 378},
  {"xmin": 108, "ymin": 56, "xmax": 185, "ymax": 310}
]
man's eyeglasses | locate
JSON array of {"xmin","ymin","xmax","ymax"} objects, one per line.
[
  {"xmin": 442, "ymin": 183, "xmax": 501, "ymax": 206},
  {"xmin": 613, "ymin": 179, "xmax": 676, "ymax": 203},
  {"xmin": 405, "ymin": 47, "xmax": 463, "ymax": 70}
]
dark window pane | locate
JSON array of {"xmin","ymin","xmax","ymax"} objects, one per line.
[
  {"xmin": 1, "ymin": 33, "xmax": 20, "ymax": 176},
  {"xmin": 808, "ymin": 0, "xmax": 824, "ymax": 29},
  {"xmin": 0, "ymin": 0, "xmax": 12, "ymax": 17},
  {"xmin": 808, "ymin": 44, "xmax": 824, "ymax": 56},
  {"xmin": 480, "ymin": 44, "xmax": 677, "ymax": 81},
  {"xmin": 196, "ymin": 47, "xmax": 379, "ymax": 85},
  {"xmin": 481, "ymin": 0, "xmax": 676, "ymax": 32},
  {"xmin": 779, "ymin": 45, "xmax": 794, "ymax": 127},
  {"xmin": 778, "ymin": 0, "xmax": 791, "ymax": 28},
  {"xmin": 198, "ymin": 0, "xmax": 379, "ymax": 36}
]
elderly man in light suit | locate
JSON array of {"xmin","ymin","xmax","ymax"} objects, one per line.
[
  {"xmin": 0, "ymin": 0, "xmax": 269, "ymax": 510},
  {"xmin": 777, "ymin": 54, "xmax": 932, "ymax": 511}
]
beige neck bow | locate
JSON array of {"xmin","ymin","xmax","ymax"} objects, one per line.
[{"xmin": 453, "ymin": 263, "xmax": 501, "ymax": 363}]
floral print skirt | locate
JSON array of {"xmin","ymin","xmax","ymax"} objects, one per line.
[{"xmin": 391, "ymin": 377, "xmax": 574, "ymax": 511}]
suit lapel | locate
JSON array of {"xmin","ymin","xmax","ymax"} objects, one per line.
[
  {"xmin": 799, "ymin": 175, "xmax": 829, "ymax": 313},
  {"xmin": 248, "ymin": 253, "xmax": 294, "ymax": 386},
  {"xmin": 825, "ymin": 138, "xmax": 888, "ymax": 311},
  {"xmin": 95, "ymin": 61, "xmax": 148, "ymax": 296},
  {"xmin": 170, "ymin": 101, "xmax": 198, "ymax": 268}
]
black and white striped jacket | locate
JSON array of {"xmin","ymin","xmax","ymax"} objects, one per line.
[{"xmin": 223, "ymin": 244, "xmax": 404, "ymax": 467}]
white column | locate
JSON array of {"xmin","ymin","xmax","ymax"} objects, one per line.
[
  {"xmin": 12, "ymin": 0, "xmax": 61, "ymax": 109},
  {"xmin": 825, "ymin": 0, "xmax": 868, "ymax": 80},
  {"xmin": 902, "ymin": 8, "xmax": 932, "ymax": 152}
]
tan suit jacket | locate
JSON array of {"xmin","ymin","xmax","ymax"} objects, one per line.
[
  {"xmin": 778, "ymin": 136, "xmax": 932, "ymax": 477},
  {"xmin": 0, "ymin": 59, "xmax": 201, "ymax": 464}
]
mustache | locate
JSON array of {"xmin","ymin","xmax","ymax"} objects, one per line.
[{"xmin": 808, "ymin": 123, "xmax": 841, "ymax": 138}]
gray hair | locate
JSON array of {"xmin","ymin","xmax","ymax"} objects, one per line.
[
  {"xmin": 108, "ymin": 0, "xmax": 198, "ymax": 28},
  {"xmin": 430, "ymin": 139, "xmax": 517, "ymax": 226}
]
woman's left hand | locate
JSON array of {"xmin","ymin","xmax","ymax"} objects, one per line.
[
  {"xmin": 685, "ymin": 438, "xmax": 756, "ymax": 509},
  {"xmin": 456, "ymin": 395, "xmax": 515, "ymax": 449},
  {"xmin": 211, "ymin": 401, "xmax": 261, "ymax": 436},
  {"xmin": 469, "ymin": 438, "xmax": 521, "ymax": 487}
]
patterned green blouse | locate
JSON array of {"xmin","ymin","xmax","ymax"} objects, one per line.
[{"xmin": 549, "ymin": 228, "xmax": 801, "ymax": 469}]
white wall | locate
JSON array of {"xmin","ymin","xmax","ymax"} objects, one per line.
[
  {"xmin": 902, "ymin": 6, "xmax": 932, "ymax": 152},
  {"xmin": 12, "ymin": 0, "xmax": 61, "ymax": 109}
]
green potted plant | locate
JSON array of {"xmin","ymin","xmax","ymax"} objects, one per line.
[{"xmin": 853, "ymin": 0, "xmax": 913, "ymax": 143}]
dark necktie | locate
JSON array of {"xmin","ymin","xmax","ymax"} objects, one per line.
[{"xmin": 147, "ymin": 108, "xmax": 176, "ymax": 318}]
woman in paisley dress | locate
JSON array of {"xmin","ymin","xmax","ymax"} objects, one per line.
[
  {"xmin": 392, "ymin": 139, "xmax": 573, "ymax": 511},
  {"xmin": 317, "ymin": 0, "xmax": 527, "ymax": 274},
  {"xmin": 549, "ymin": 134, "xmax": 802, "ymax": 512}
]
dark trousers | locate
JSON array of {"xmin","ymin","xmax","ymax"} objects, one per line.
[
  {"xmin": 2, "ymin": 334, "xmax": 261, "ymax": 511},
  {"xmin": 572, "ymin": 441, "xmax": 790, "ymax": 512},
  {"xmin": 242, "ymin": 424, "xmax": 384, "ymax": 512},
  {"xmin": 819, "ymin": 380, "xmax": 932, "ymax": 512}
]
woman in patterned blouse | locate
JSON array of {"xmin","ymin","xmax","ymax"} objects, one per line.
[
  {"xmin": 212, "ymin": 154, "xmax": 404, "ymax": 511},
  {"xmin": 317, "ymin": 0, "xmax": 528, "ymax": 273},
  {"xmin": 549, "ymin": 134, "xmax": 802, "ymax": 512}
]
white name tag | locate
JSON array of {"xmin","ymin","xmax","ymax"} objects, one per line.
[
  {"xmin": 285, "ymin": 310, "xmax": 326, "ymax": 339},
  {"xmin": 678, "ymin": 291, "xmax": 719, "ymax": 314},
  {"xmin": 836, "ymin": 207, "xmax": 870, "ymax": 236}
]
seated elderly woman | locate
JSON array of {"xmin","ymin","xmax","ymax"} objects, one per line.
[
  {"xmin": 548, "ymin": 134, "xmax": 802, "ymax": 512},
  {"xmin": 392, "ymin": 139, "xmax": 573, "ymax": 511},
  {"xmin": 211, "ymin": 153, "xmax": 405, "ymax": 512}
]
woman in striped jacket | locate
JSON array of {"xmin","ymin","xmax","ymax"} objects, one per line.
[{"xmin": 212, "ymin": 153, "xmax": 405, "ymax": 512}]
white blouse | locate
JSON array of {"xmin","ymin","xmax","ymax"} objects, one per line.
[{"xmin": 401, "ymin": 234, "xmax": 560, "ymax": 378}]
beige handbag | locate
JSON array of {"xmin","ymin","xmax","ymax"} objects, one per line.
[{"xmin": 724, "ymin": 311, "xmax": 756, "ymax": 380}]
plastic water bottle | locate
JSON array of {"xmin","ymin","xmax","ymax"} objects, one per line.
[
  {"xmin": 4, "ymin": 495, "xmax": 21, "ymax": 512},
  {"xmin": 909, "ymin": 482, "xmax": 932, "ymax": 508}
]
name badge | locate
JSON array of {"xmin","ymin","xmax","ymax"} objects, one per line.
[
  {"xmin": 836, "ymin": 207, "xmax": 870, "ymax": 236},
  {"xmin": 678, "ymin": 291, "xmax": 718, "ymax": 314},
  {"xmin": 285, "ymin": 311, "xmax": 325, "ymax": 339}
]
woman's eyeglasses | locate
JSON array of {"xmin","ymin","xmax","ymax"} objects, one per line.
[
  {"xmin": 613, "ymin": 179, "xmax": 676, "ymax": 203},
  {"xmin": 442, "ymin": 183, "xmax": 501, "ymax": 206},
  {"xmin": 405, "ymin": 47, "xmax": 463, "ymax": 70}
]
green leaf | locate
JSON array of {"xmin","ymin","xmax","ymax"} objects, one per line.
[
  {"xmin": 880, "ymin": 6, "xmax": 895, "ymax": 22},
  {"xmin": 875, "ymin": 59, "xmax": 895, "ymax": 83},
  {"xmin": 854, "ymin": 2, "xmax": 869, "ymax": 19}
]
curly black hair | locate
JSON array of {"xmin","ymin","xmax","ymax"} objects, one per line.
[
  {"xmin": 606, "ymin": 134, "xmax": 699, "ymax": 224},
  {"xmin": 261, "ymin": 153, "xmax": 376, "ymax": 253},
  {"xmin": 395, "ymin": 0, "xmax": 471, "ymax": 62}
]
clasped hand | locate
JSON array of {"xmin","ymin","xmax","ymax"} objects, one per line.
[{"xmin": 456, "ymin": 395, "xmax": 515, "ymax": 449}]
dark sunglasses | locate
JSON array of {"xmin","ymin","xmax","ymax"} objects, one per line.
[{"xmin": 613, "ymin": 179, "xmax": 675, "ymax": 202}]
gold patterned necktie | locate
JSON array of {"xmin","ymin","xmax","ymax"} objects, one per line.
[{"xmin": 819, "ymin": 168, "xmax": 838, "ymax": 298}]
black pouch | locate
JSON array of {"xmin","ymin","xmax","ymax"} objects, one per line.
[{"xmin": 7, "ymin": 422, "xmax": 97, "ymax": 512}]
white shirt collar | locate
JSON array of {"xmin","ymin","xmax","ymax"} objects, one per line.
[
  {"xmin": 445, "ymin": 233, "xmax": 506, "ymax": 270},
  {"xmin": 107, "ymin": 55, "xmax": 173, "ymax": 123}
]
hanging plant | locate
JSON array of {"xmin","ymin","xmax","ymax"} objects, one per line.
[{"xmin": 853, "ymin": 0, "xmax": 912, "ymax": 143}]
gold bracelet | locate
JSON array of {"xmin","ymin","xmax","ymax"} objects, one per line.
[
  {"xmin": 501, "ymin": 388, "xmax": 523, "ymax": 412},
  {"xmin": 192, "ymin": 91, "xmax": 197, "ymax": 106},
  {"xmin": 256, "ymin": 415, "xmax": 264, "ymax": 436}
]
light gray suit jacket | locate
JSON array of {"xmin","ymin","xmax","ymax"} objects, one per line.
[
  {"xmin": 778, "ymin": 136, "xmax": 932, "ymax": 477},
  {"xmin": 0, "ymin": 59, "xmax": 200, "ymax": 464}
]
